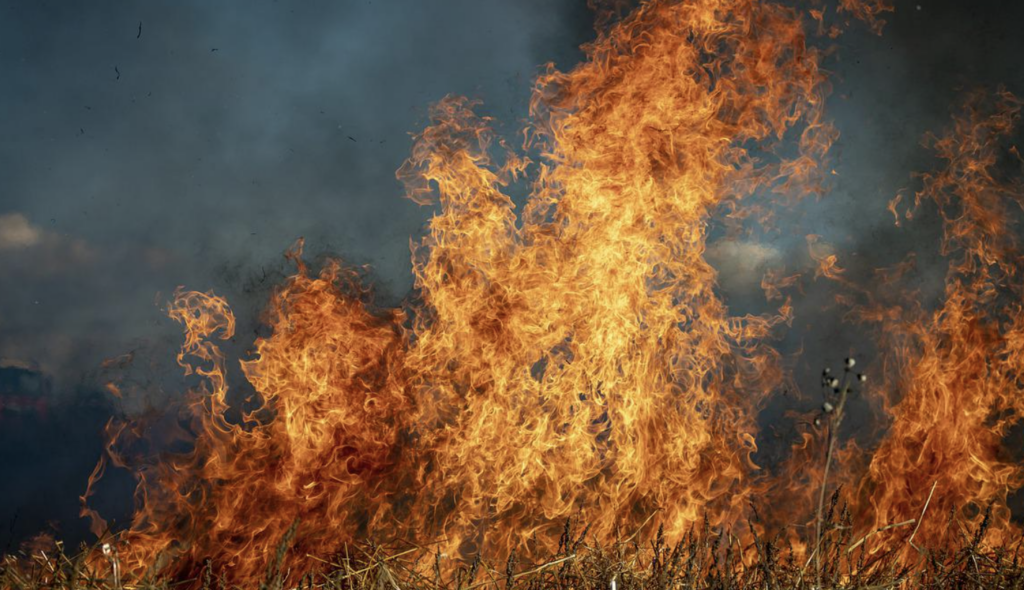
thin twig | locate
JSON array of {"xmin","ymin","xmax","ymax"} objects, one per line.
[
  {"xmin": 305, "ymin": 546, "xmax": 420, "ymax": 580},
  {"xmin": 815, "ymin": 366, "xmax": 852, "ymax": 588},
  {"xmin": 846, "ymin": 520, "xmax": 916, "ymax": 555},
  {"xmin": 908, "ymin": 480, "xmax": 938, "ymax": 553},
  {"xmin": 618, "ymin": 511, "xmax": 661, "ymax": 547},
  {"xmin": 462, "ymin": 554, "xmax": 576, "ymax": 590}
]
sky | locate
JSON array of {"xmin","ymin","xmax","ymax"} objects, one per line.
[{"xmin": 3, "ymin": 0, "xmax": 1024, "ymax": 550}]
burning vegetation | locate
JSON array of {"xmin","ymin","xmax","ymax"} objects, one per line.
[{"xmin": 6, "ymin": 0, "xmax": 1024, "ymax": 588}]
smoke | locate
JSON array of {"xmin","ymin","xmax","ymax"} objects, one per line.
[
  {"xmin": 0, "ymin": 0, "xmax": 595, "ymax": 387},
  {"xmin": 2, "ymin": 0, "xmax": 1024, "ymax": 554},
  {"xmin": 0, "ymin": 0, "xmax": 595, "ymax": 551}
]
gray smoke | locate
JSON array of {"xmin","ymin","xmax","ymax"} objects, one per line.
[{"xmin": 2, "ymin": 0, "xmax": 1024, "ymax": 550}]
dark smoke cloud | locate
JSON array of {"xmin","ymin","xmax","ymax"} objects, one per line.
[
  {"xmin": 780, "ymin": 0, "xmax": 1024, "ymax": 397},
  {"xmin": 2, "ymin": 0, "xmax": 1024, "ymax": 550},
  {"xmin": 0, "ymin": 0, "xmax": 594, "ymax": 384},
  {"xmin": 0, "ymin": 0, "xmax": 594, "ymax": 549}
]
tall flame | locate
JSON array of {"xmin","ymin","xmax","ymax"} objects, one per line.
[
  {"xmin": 80, "ymin": 0, "xmax": 1024, "ymax": 584},
  {"xmin": 851, "ymin": 90, "xmax": 1024, "ymax": 555},
  {"xmin": 93, "ymin": 0, "xmax": 839, "ymax": 580}
]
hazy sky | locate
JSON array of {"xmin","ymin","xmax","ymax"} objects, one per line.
[
  {"xmin": 3, "ymin": 0, "xmax": 1024, "ymax": 549},
  {"xmin": 0, "ymin": 0, "xmax": 594, "ymax": 386}
]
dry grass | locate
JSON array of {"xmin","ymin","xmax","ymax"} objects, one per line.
[
  {"xmin": 3, "ymin": 506, "xmax": 1024, "ymax": 590},
  {"xmin": 5, "ymin": 361, "xmax": 1021, "ymax": 589}
]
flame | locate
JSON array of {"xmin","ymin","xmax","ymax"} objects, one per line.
[
  {"xmin": 850, "ymin": 89, "xmax": 1024, "ymax": 555},
  {"xmin": 91, "ymin": 0, "xmax": 839, "ymax": 580},
  {"xmin": 806, "ymin": 234, "xmax": 845, "ymax": 280},
  {"xmin": 77, "ymin": 0, "xmax": 1024, "ymax": 584}
]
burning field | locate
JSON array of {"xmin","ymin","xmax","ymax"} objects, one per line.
[{"xmin": 5, "ymin": 0, "xmax": 1024, "ymax": 588}]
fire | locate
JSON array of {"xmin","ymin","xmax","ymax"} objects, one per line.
[
  {"xmin": 850, "ymin": 90, "xmax": 1024, "ymax": 556},
  {"xmin": 75, "ymin": 0, "xmax": 1024, "ymax": 585},
  {"xmin": 807, "ymin": 234, "xmax": 845, "ymax": 280}
]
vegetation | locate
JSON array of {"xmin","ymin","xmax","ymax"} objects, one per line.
[{"xmin": 3, "ymin": 505, "xmax": 1024, "ymax": 590}]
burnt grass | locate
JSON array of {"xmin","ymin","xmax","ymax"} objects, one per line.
[{"xmin": 4, "ymin": 501, "xmax": 1024, "ymax": 590}]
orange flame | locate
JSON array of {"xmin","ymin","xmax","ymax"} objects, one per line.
[
  {"xmin": 850, "ymin": 89, "xmax": 1024, "ymax": 555},
  {"xmin": 94, "ymin": 0, "xmax": 836, "ymax": 580},
  {"xmin": 80, "ymin": 0, "xmax": 1024, "ymax": 585}
]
